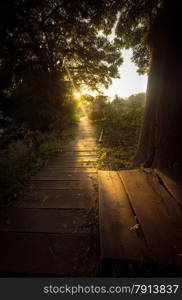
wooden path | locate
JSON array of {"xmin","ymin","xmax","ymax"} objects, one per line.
[
  {"xmin": 0, "ymin": 118, "xmax": 99, "ymax": 276},
  {"xmin": 1, "ymin": 117, "xmax": 182, "ymax": 277},
  {"xmin": 99, "ymin": 168, "xmax": 182, "ymax": 276}
]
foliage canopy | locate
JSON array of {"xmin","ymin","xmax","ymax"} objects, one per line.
[
  {"xmin": 95, "ymin": 0, "xmax": 164, "ymax": 74},
  {"xmin": 0, "ymin": 0, "xmax": 122, "ymax": 92}
]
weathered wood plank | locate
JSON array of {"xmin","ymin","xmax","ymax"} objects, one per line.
[
  {"xmin": 50, "ymin": 157, "xmax": 98, "ymax": 162},
  {"xmin": 68, "ymin": 140, "xmax": 97, "ymax": 144},
  {"xmin": 155, "ymin": 169, "xmax": 182, "ymax": 208},
  {"xmin": 99, "ymin": 171, "xmax": 150, "ymax": 263},
  {"xmin": 27, "ymin": 179, "xmax": 95, "ymax": 190},
  {"xmin": 12, "ymin": 189, "xmax": 93, "ymax": 208},
  {"xmin": 0, "ymin": 232, "xmax": 98, "ymax": 276},
  {"xmin": 44, "ymin": 161, "xmax": 97, "ymax": 168},
  {"xmin": 64, "ymin": 145, "xmax": 98, "ymax": 150},
  {"xmin": 61, "ymin": 150, "xmax": 97, "ymax": 153},
  {"xmin": 32, "ymin": 174, "xmax": 98, "ymax": 181},
  {"xmin": 36, "ymin": 168, "xmax": 97, "ymax": 176},
  {"xmin": 72, "ymin": 138, "xmax": 97, "ymax": 142},
  {"xmin": 145, "ymin": 169, "xmax": 182, "ymax": 226},
  {"xmin": 118, "ymin": 169, "xmax": 182, "ymax": 266},
  {"xmin": 55, "ymin": 153, "xmax": 98, "ymax": 161},
  {"xmin": 0, "ymin": 208, "xmax": 95, "ymax": 233}
]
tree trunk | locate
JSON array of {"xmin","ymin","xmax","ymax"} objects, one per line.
[{"xmin": 136, "ymin": 0, "xmax": 182, "ymax": 168}]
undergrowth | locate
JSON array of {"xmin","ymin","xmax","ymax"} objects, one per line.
[
  {"xmin": 87, "ymin": 93, "xmax": 145, "ymax": 170},
  {"xmin": 0, "ymin": 123, "xmax": 77, "ymax": 204}
]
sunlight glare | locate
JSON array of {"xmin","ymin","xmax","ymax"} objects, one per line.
[{"xmin": 73, "ymin": 91, "xmax": 81, "ymax": 99}]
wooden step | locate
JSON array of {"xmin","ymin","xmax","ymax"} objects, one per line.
[
  {"xmin": 36, "ymin": 168, "xmax": 97, "ymax": 176},
  {"xmin": 0, "ymin": 208, "xmax": 96, "ymax": 233},
  {"xmin": 0, "ymin": 232, "xmax": 98, "ymax": 276},
  {"xmin": 32, "ymin": 173, "xmax": 98, "ymax": 181},
  {"xmin": 12, "ymin": 189, "xmax": 94, "ymax": 208},
  {"xmin": 27, "ymin": 179, "xmax": 95, "ymax": 190},
  {"xmin": 43, "ymin": 161, "xmax": 97, "ymax": 168}
]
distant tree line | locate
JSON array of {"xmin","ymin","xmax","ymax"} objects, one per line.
[{"xmin": 83, "ymin": 92, "xmax": 145, "ymax": 127}]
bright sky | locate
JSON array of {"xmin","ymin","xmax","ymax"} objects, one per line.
[
  {"xmin": 80, "ymin": 25, "xmax": 148, "ymax": 99},
  {"xmin": 104, "ymin": 49, "xmax": 148, "ymax": 99},
  {"xmin": 82, "ymin": 48, "xmax": 148, "ymax": 100}
]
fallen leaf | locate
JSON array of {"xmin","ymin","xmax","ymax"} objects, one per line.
[{"xmin": 129, "ymin": 223, "xmax": 140, "ymax": 232}]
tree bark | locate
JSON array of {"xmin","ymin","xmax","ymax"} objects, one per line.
[{"xmin": 136, "ymin": 0, "xmax": 182, "ymax": 168}]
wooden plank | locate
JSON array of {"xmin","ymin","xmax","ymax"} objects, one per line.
[
  {"xmin": 0, "ymin": 208, "xmax": 95, "ymax": 233},
  {"xmin": 64, "ymin": 148, "xmax": 98, "ymax": 152},
  {"xmin": 12, "ymin": 189, "xmax": 93, "ymax": 208},
  {"xmin": 72, "ymin": 138, "xmax": 97, "ymax": 141},
  {"xmin": 62, "ymin": 150, "xmax": 97, "ymax": 153},
  {"xmin": 44, "ymin": 161, "xmax": 97, "ymax": 168},
  {"xmin": 0, "ymin": 232, "xmax": 98, "ymax": 276},
  {"xmin": 64, "ymin": 144, "xmax": 97, "ymax": 148},
  {"xmin": 32, "ymin": 174, "xmax": 98, "ymax": 181},
  {"xmin": 99, "ymin": 171, "xmax": 150, "ymax": 263},
  {"xmin": 27, "ymin": 179, "xmax": 95, "ymax": 190},
  {"xmin": 48, "ymin": 157, "xmax": 98, "ymax": 162},
  {"xmin": 118, "ymin": 169, "xmax": 182, "ymax": 266},
  {"xmin": 155, "ymin": 169, "xmax": 182, "ymax": 208},
  {"xmin": 69, "ymin": 139, "xmax": 97, "ymax": 143},
  {"xmin": 27, "ymin": 184, "xmax": 82, "ymax": 190},
  {"xmin": 55, "ymin": 155, "xmax": 98, "ymax": 158},
  {"xmin": 145, "ymin": 169, "xmax": 182, "ymax": 226},
  {"xmin": 39, "ymin": 167, "xmax": 97, "ymax": 171},
  {"xmin": 36, "ymin": 168, "xmax": 97, "ymax": 175},
  {"xmin": 64, "ymin": 147, "xmax": 97, "ymax": 151}
]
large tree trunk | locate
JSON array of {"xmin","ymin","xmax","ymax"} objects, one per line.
[{"xmin": 136, "ymin": 0, "xmax": 182, "ymax": 168}]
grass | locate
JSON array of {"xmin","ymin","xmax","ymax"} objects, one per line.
[
  {"xmin": 0, "ymin": 122, "xmax": 78, "ymax": 204},
  {"xmin": 93, "ymin": 117, "xmax": 142, "ymax": 170},
  {"xmin": 85, "ymin": 93, "xmax": 145, "ymax": 170}
]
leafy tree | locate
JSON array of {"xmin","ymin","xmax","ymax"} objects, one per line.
[
  {"xmin": 135, "ymin": 0, "xmax": 182, "ymax": 168},
  {"xmin": 103, "ymin": 0, "xmax": 182, "ymax": 168},
  {"xmin": 0, "ymin": 0, "xmax": 124, "ymax": 134},
  {"xmin": 86, "ymin": 94, "xmax": 110, "ymax": 120},
  {"xmin": 1, "ymin": 0, "xmax": 181, "ymax": 168},
  {"xmin": 0, "ymin": 0, "xmax": 122, "ymax": 92},
  {"xmin": 127, "ymin": 93, "xmax": 146, "ymax": 107},
  {"xmin": 81, "ymin": 94, "xmax": 95, "ymax": 104},
  {"xmin": 86, "ymin": 0, "xmax": 163, "ymax": 75},
  {"xmin": 114, "ymin": 0, "xmax": 164, "ymax": 75}
]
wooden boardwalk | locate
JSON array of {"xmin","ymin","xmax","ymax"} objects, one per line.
[
  {"xmin": 99, "ymin": 168, "xmax": 182, "ymax": 276},
  {"xmin": 0, "ymin": 118, "xmax": 99, "ymax": 276},
  {"xmin": 1, "ymin": 117, "xmax": 182, "ymax": 277}
]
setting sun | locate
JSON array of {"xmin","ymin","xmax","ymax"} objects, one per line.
[{"xmin": 73, "ymin": 91, "xmax": 81, "ymax": 99}]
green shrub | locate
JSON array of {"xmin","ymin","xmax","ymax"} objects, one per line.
[
  {"xmin": 0, "ymin": 129, "xmax": 71, "ymax": 204},
  {"xmin": 0, "ymin": 139, "xmax": 36, "ymax": 202},
  {"xmin": 89, "ymin": 93, "xmax": 146, "ymax": 169}
]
